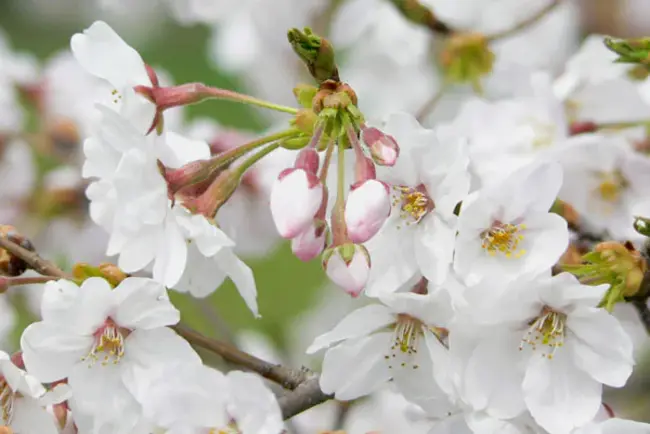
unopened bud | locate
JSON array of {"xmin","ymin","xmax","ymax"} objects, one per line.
[
  {"xmin": 387, "ymin": 0, "xmax": 453, "ymax": 34},
  {"xmin": 270, "ymin": 168, "xmax": 324, "ymax": 239},
  {"xmin": 361, "ymin": 127, "xmax": 399, "ymax": 166},
  {"xmin": 183, "ymin": 168, "xmax": 241, "ymax": 219},
  {"xmin": 634, "ymin": 216, "xmax": 650, "ymax": 237},
  {"xmin": 345, "ymin": 180, "xmax": 391, "ymax": 244},
  {"xmin": 293, "ymin": 84, "xmax": 318, "ymax": 108},
  {"xmin": 287, "ymin": 27, "xmax": 339, "ymax": 83},
  {"xmin": 440, "ymin": 33, "xmax": 494, "ymax": 92},
  {"xmin": 605, "ymin": 37, "xmax": 650, "ymax": 67},
  {"xmin": 293, "ymin": 109, "xmax": 319, "ymax": 135},
  {"xmin": 98, "ymin": 263, "xmax": 128, "ymax": 287},
  {"xmin": 292, "ymin": 220, "xmax": 329, "ymax": 261},
  {"xmin": 0, "ymin": 226, "xmax": 34, "ymax": 277},
  {"xmin": 162, "ymin": 158, "xmax": 220, "ymax": 196},
  {"xmin": 323, "ymin": 243, "xmax": 371, "ymax": 297}
]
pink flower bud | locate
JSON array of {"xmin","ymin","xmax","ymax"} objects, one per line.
[
  {"xmin": 270, "ymin": 168, "xmax": 324, "ymax": 239},
  {"xmin": 323, "ymin": 244, "xmax": 371, "ymax": 297},
  {"xmin": 292, "ymin": 219, "xmax": 328, "ymax": 261},
  {"xmin": 345, "ymin": 180, "xmax": 391, "ymax": 243},
  {"xmin": 361, "ymin": 127, "xmax": 400, "ymax": 166}
]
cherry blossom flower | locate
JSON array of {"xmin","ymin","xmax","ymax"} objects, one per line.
[
  {"xmin": 71, "ymin": 21, "xmax": 156, "ymax": 133},
  {"xmin": 453, "ymin": 160, "xmax": 568, "ymax": 285},
  {"xmin": 83, "ymin": 106, "xmax": 258, "ymax": 315},
  {"xmin": 21, "ymin": 277, "xmax": 200, "ymax": 432},
  {"xmin": 0, "ymin": 351, "xmax": 69, "ymax": 434},
  {"xmin": 453, "ymin": 272, "xmax": 634, "ymax": 433},
  {"xmin": 308, "ymin": 285, "xmax": 454, "ymax": 415},
  {"xmin": 364, "ymin": 112, "xmax": 469, "ymax": 296},
  {"xmin": 137, "ymin": 362, "xmax": 284, "ymax": 434},
  {"xmin": 554, "ymin": 134, "xmax": 650, "ymax": 240}
]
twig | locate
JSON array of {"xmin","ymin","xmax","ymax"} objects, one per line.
[
  {"xmin": 278, "ymin": 376, "xmax": 334, "ymax": 420},
  {"xmin": 172, "ymin": 324, "xmax": 309, "ymax": 390},
  {"xmin": 416, "ymin": 84, "xmax": 447, "ymax": 122},
  {"xmin": 0, "ymin": 236, "xmax": 66, "ymax": 278},
  {"xmin": 486, "ymin": 0, "xmax": 561, "ymax": 41}
]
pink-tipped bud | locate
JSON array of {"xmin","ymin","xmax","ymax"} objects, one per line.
[
  {"xmin": 292, "ymin": 219, "xmax": 329, "ymax": 261},
  {"xmin": 182, "ymin": 168, "xmax": 241, "ymax": 218},
  {"xmin": 361, "ymin": 127, "xmax": 400, "ymax": 166},
  {"xmin": 345, "ymin": 180, "xmax": 391, "ymax": 243},
  {"xmin": 294, "ymin": 147, "xmax": 320, "ymax": 174},
  {"xmin": 162, "ymin": 158, "xmax": 219, "ymax": 196},
  {"xmin": 270, "ymin": 168, "xmax": 324, "ymax": 239},
  {"xmin": 322, "ymin": 243, "xmax": 371, "ymax": 297}
]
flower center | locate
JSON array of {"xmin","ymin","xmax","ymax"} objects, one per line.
[
  {"xmin": 480, "ymin": 222, "xmax": 526, "ymax": 258},
  {"xmin": 525, "ymin": 118, "xmax": 556, "ymax": 149},
  {"xmin": 386, "ymin": 314, "xmax": 423, "ymax": 370},
  {"xmin": 519, "ymin": 307, "xmax": 566, "ymax": 359},
  {"xmin": 0, "ymin": 376, "xmax": 14, "ymax": 425},
  {"xmin": 83, "ymin": 319, "xmax": 129, "ymax": 367},
  {"xmin": 393, "ymin": 185, "xmax": 434, "ymax": 225},
  {"xmin": 596, "ymin": 170, "xmax": 628, "ymax": 203}
]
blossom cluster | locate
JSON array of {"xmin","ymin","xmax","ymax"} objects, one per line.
[{"xmin": 1, "ymin": 1, "xmax": 650, "ymax": 433}]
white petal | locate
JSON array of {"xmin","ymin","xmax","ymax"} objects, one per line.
[
  {"xmin": 70, "ymin": 21, "xmax": 150, "ymax": 90},
  {"xmin": 117, "ymin": 228, "xmax": 159, "ymax": 273},
  {"xmin": 152, "ymin": 215, "xmax": 188, "ymax": 288},
  {"xmin": 567, "ymin": 308, "xmax": 634, "ymax": 387},
  {"xmin": 414, "ymin": 214, "xmax": 455, "ymax": 286},
  {"xmin": 307, "ymin": 304, "xmax": 394, "ymax": 354},
  {"xmin": 216, "ymin": 248, "xmax": 259, "ymax": 317},
  {"xmin": 159, "ymin": 131, "xmax": 211, "ymax": 168},
  {"xmin": 21, "ymin": 322, "xmax": 91, "ymax": 383},
  {"xmin": 523, "ymin": 348, "xmax": 601, "ymax": 434},
  {"xmin": 113, "ymin": 278, "xmax": 180, "ymax": 329},
  {"xmin": 10, "ymin": 396, "xmax": 60, "ymax": 434},
  {"xmin": 319, "ymin": 333, "xmax": 392, "ymax": 400},
  {"xmin": 124, "ymin": 327, "xmax": 201, "ymax": 367},
  {"xmin": 226, "ymin": 371, "xmax": 284, "ymax": 434}
]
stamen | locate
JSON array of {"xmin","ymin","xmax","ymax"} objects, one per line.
[
  {"xmin": 480, "ymin": 222, "xmax": 526, "ymax": 258},
  {"xmin": 386, "ymin": 315, "xmax": 423, "ymax": 370},
  {"xmin": 0, "ymin": 376, "xmax": 14, "ymax": 425},
  {"xmin": 82, "ymin": 319, "xmax": 128, "ymax": 367},
  {"xmin": 392, "ymin": 185, "xmax": 434, "ymax": 225},
  {"xmin": 596, "ymin": 170, "xmax": 628, "ymax": 203},
  {"xmin": 519, "ymin": 307, "xmax": 566, "ymax": 359},
  {"xmin": 111, "ymin": 89, "xmax": 123, "ymax": 104}
]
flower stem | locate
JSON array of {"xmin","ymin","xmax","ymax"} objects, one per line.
[
  {"xmin": 319, "ymin": 136, "xmax": 336, "ymax": 183},
  {"xmin": 0, "ymin": 275, "xmax": 58, "ymax": 292},
  {"xmin": 157, "ymin": 83, "xmax": 299, "ymax": 114},
  {"xmin": 213, "ymin": 129, "xmax": 301, "ymax": 169},
  {"xmin": 486, "ymin": 0, "xmax": 561, "ymax": 41},
  {"xmin": 235, "ymin": 142, "xmax": 282, "ymax": 177}
]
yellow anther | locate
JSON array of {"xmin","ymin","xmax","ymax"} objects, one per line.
[
  {"xmin": 519, "ymin": 307, "xmax": 566, "ymax": 360},
  {"xmin": 481, "ymin": 222, "xmax": 526, "ymax": 258},
  {"xmin": 393, "ymin": 185, "xmax": 434, "ymax": 224},
  {"xmin": 596, "ymin": 170, "xmax": 628, "ymax": 203}
]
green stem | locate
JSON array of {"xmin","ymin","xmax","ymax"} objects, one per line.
[
  {"xmin": 486, "ymin": 0, "xmax": 561, "ymax": 41},
  {"xmin": 235, "ymin": 142, "xmax": 282, "ymax": 177},
  {"xmin": 214, "ymin": 129, "xmax": 301, "ymax": 168},
  {"xmin": 416, "ymin": 83, "xmax": 448, "ymax": 122},
  {"xmin": 161, "ymin": 83, "xmax": 299, "ymax": 114}
]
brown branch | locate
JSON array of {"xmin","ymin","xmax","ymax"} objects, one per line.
[
  {"xmin": 0, "ymin": 236, "xmax": 66, "ymax": 278},
  {"xmin": 486, "ymin": 0, "xmax": 561, "ymax": 41},
  {"xmin": 278, "ymin": 376, "xmax": 333, "ymax": 420},
  {"xmin": 631, "ymin": 298, "xmax": 650, "ymax": 335},
  {"xmin": 172, "ymin": 324, "xmax": 309, "ymax": 390}
]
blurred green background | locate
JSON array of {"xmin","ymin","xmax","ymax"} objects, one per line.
[{"xmin": 0, "ymin": 2, "xmax": 327, "ymax": 352}]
